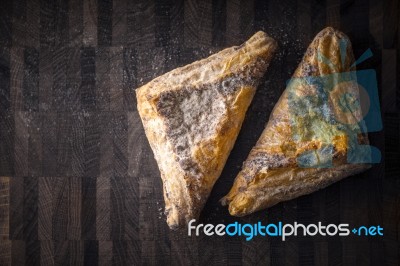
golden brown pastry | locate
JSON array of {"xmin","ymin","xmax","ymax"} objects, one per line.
[
  {"xmin": 136, "ymin": 31, "xmax": 277, "ymax": 228},
  {"xmin": 221, "ymin": 27, "xmax": 372, "ymax": 216}
]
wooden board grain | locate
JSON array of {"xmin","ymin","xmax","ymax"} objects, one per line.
[{"xmin": 0, "ymin": 0, "xmax": 399, "ymax": 265}]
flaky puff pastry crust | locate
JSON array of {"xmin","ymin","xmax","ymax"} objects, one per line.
[
  {"xmin": 137, "ymin": 32, "xmax": 277, "ymax": 228},
  {"xmin": 222, "ymin": 27, "xmax": 372, "ymax": 216}
]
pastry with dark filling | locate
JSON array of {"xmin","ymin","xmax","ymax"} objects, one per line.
[
  {"xmin": 221, "ymin": 27, "xmax": 372, "ymax": 216},
  {"xmin": 137, "ymin": 31, "xmax": 277, "ymax": 228}
]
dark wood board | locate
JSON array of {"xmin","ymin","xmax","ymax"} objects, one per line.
[{"xmin": 0, "ymin": 0, "xmax": 399, "ymax": 265}]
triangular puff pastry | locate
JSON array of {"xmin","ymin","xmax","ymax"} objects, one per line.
[
  {"xmin": 137, "ymin": 32, "xmax": 277, "ymax": 228},
  {"xmin": 221, "ymin": 27, "xmax": 372, "ymax": 216}
]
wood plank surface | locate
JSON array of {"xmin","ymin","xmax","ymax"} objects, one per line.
[{"xmin": 0, "ymin": 0, "xmax": 398, "ymax": 265}]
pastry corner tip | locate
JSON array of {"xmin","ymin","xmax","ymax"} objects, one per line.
[
  {"xmin": 227, "ymin": 205, "xmax": 245, "ymax": 217},
  {"xmin": 252, "ymin": 30, "xmax": 272, "ymax": 39},
  {"xmin": 317, "ymin": 26, "xmax": 350, "ymax": 40},
  {"xmin": 219, "ymin": 196, "xmax": 229, "ymax": 206},
  {"xmin": 247, "ymin": 30, "xmax": 277, "ymax": 46},
  {"xmin": 319, "ymin": 26, "xmax": 341, "ymax": 34},
  {"xmin": 253, "ymin": 30, "xmax": 268, "ymax": 38},
  {"xmin": 322, "ymin": 26, "xmax": 336, "ymax": 32},
  {"xmin": 135, "ymin": 85, "xmax": 143, "ymax": 99},
  {"xmin": 220, "ymin": 195, "xmax": 244, "ymax": 217}
]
